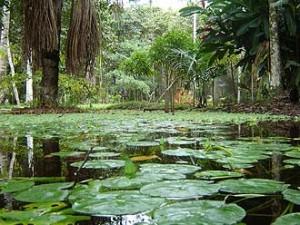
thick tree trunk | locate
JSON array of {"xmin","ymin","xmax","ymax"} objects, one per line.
[
  {"xmin": 269, "ymin": 0, "xmax": 282, "ymax": 88},
  {"xmin": 41, "ymin": 50, "xmax": 60, "ymax": 107},
  {"xmin": 40, "ymin": 0, "xmax": 63, "ymax": 108}
]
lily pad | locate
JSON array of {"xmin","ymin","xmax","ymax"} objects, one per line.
[
  {"xmin": 272, "ymin": 213, "xmax": 300, "ymax": 225},
  {"xmin": 0, "ymin": 180, "xmax": 34, "ymax": 193},
  {"xmin": 72, "ymin": 191, "xmax": 164, "ymax": 216},
  {"xmin": 195, "ymin": 170, "xmax": 244, "ymax": 180},
  {"xmin": 0, "ymin": 210, "xmax": 89, "ymax": 225},
  {"xmin": 23, "ymin": 202, "xmax": 68, "ymax": 214},
  {"xmin": 162, "ymin": 148, "xmax": 206, "ymax": 159},
  {"xmin": 14, "ymin": 182, "xmax": 73, "ymax": 203},
  {"xmin": 140, "ymin": 163, "xmax": 201, "ymax": 175},
  {"xmin": 284, "ymin": 159, "xmax": 300, "ymax": 166},
  {"xmin": 89, "ymin": 152, "xmax": 120, "ymax": 158},
  {"xmin": 154, "ymin": 200, "xmax": 246, "ymax": 225},
  {"xmin": 285, "ymin": 149, "xmax": 300, "ymax": 159},
  {"xmin": 219, "ymin": 179, "xmax": 288, "ymax": 194},
  {"xmin": 283, "ymin": 189, "xmax": 300, "ymax": 205},
  {"xmin": 126, "ymin": 141, "xmax": 160, "ymax": 148},
  {"xmin": 48, "ymin": 151, "xmax": 84, "ymax": 158},
  {"xmin": 71, "ymin": 160, "xmax": 125, "ymax": 169},
  {"xmin": 166, "ymin": 137, "xmax": 198, "ymax": 146},
  {"xmin": 78, "ymin": 146, "xmax": 109, "ymax": 152},
  {"xmin": 140, "ymin": 180, "xmax": 219, "ymax": 199},
  {"xmin": 102, "ymin": 172, "xmax": 185, "ymax": 190}
]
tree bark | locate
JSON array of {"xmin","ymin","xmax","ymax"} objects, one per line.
[
  {"xmin": 269, "ymin": 0, "xmax": 282, "ymax": 88},
  {"xmin": 7, "ymin": 38, "xmax": 20, "ymax": 106},
  {"xmin": 40, "ymin": 0, "xmax": 63, "ymax": 108},
  {"xmin": 0, "ymin": 6, "xmax": 8, "ymax": 103},
  {"xmin": 1, "ymin": 1, "xmax": 20, "ymax": 106},
  {"xmin": 26, "ymin": 57, "xmax": 33, "ymax": 103},
  {"xmin": 237, "ymin": 66, "xmax": 241, "ymax": 104}
]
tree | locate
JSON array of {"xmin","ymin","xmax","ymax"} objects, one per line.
[
  {"xmin": 23, "ymin": 0, "xmax": 100, "ymax": 107},
  {"xmin": 269, "ymin": 0, "xmax": 282, "ymax": 89},
  {"xmin": 0, "ymin": 0, "xmax": 20, "ymax": 105},
  {"xmin": 181, "ymin": 0, "xmax": 300, "ymax": 103},
  {"xmin": 150, "ymin": 29, "xmax": 194, "ymax": 113}
]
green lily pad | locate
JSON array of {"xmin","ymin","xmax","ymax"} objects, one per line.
[
  {"xmin": 78, "ymin": 146, "xmax": 109, "ymax": 152},
  {"xmin": 0, "ymin": 210, "xmax": 89, "ymax": 225},
  {"xmin": 166, "ymin": 137, "xmax": 198, "ymax": 146},
  {"xmin": 285, "ymin": 149, "xmax": 300, "ymax": 159},
  {"xmin": 102, "ymin": 172, "xmax": 185, "ymax": 190},
  {"xmin": 14, "ymin": 182, "xmax": 73, "ymax": 203},
  {"xmin": 23, "ymin": 202, "xmax": 68, "ymax": 214},
  {"xmin": 219, "ymin": 179, "xmax": 288, "ymax": 194},
  {"xmin": 89, "ymin": 152, "xmax": 120, "ymax": 158},
  {"xmin": 48, "ymin": 151, "xmax": 84, "ymax": 158},
  {"xmin": 140, "ymin": 163, "xmax": 201, "ymax": 175},
  {"xmin": 13, "ymin": 177, "xmax": 66, "ymax": 183},
  {"xmin": 162, "ymin": 148, "xmax": 206, "ymax": 159},
  {"xmin": 0, "ymin": 180, "xmax": 34, "ymax": 193},
  {"xmin": 126, "ymin": 141, "xmax": 160, "ymax": 148},
  {"xmin": 140, "ymin": 180, "xmax": 219, "ymax": 199},
  {"xmin": 195, "ymin": 170, "xmax": 244, "ymax": 180},
  {"xmin": 284, "ymin": 159, "xmax": 300, "ymax": 166},
  {"xmin": 71, "ymin": 160, "xmax": 125, "ymax": 169},
  {"xmin": 154, "ymin": 200, "xmax": 246, "ymax": 225},
  {"xmin": 72, "ymin": 191, "xmax": 164, "ymax": 216},
  {"xmin": 272, "ymin": 213, "xmax": 300, "ymax": 225},
  {"xmin": 283, "ymin": 189, "xmax": 300, "ymax": 205}
]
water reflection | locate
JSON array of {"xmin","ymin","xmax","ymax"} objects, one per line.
[{"xmin": 0, "ymin": 121, "xmax": 299, "ymax": 224}]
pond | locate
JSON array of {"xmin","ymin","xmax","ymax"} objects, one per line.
[{"xmin": 0, "ymin": 112, "xmax": 299, "ymax": 225}]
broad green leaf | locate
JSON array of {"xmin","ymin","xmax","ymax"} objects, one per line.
[
  {"xmin": 219, "ymin": 179, "xmax": 288, "ymax": 194},
  {"xmin": 283, "ymin": 189, "xmax": 300, "ymax": 205},
  {"xmin": 14, "ymin": 182, "xmax": 73, "ymax": 203},
  {"xmin": 154, "ymin": 200, "xmax": 246, "ymax": 225},
  {"xmin": 195, "ymin": 170, "xmax": 244, "ymax": 180},
  {"xmin": 140, "ymin": 163, "xmax": 201, "ymax": 175},
  {"xmin": 72, "ymin": 191, "xmax": 164, "ymax": 216},
  {"xmin": 140, "ymin": 180, "xmax": 219, "ymax": 199},
  {"xmin": 71, "ymin": 160, "xmax": 125, "ymax": 169},
  {"xmin": 0, "ymin": 180, "xmax": 34, "ymax": 193},
  {"xmin": 272, "ymin": 213, "xmax": 300, "ymax": 225}
]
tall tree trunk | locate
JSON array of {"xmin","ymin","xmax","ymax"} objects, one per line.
[
  {"xmin": 26, "ymin": 57, "xmax": 33, "ymax": 103},
  {"xmin": 269, "ymin": 0, "xmax": 282, "ymax": 88},
  {"xmin": 0, "ymin": 6, "xmax": 8, "ymax": 103},
  {"xmin": 40, "ymin": 0, "xmax": 63, "ymax": 108},
  {"xmin": 1, "ymin": 1, "xmax": 20, "ymax": 106},
  {"xmin": 237, "ymin": 66, "xmax": 241, "ymax": 104},
  {"xmin": 7, "ymin": 39, "xmax": 20, "ymax": 106},
  {"xmin": 164, "ymin": 71, "xmax": 170, "ymax": 113},
  {"xmin": 192, "ymin": 14, "xmax": 197, "ymax": 43}
]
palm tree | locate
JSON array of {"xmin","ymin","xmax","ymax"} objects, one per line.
[{"xmin": 23, "ymin": 0, "xmax": 100, "ymax": 107}]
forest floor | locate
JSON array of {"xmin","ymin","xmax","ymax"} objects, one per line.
[
  {"xmin": 224, "ymin": 97, "xmax": 300, "ymax": 117},
  {"xmin": 0, "ymin": 97, "xmax": 299, "ymax": 117}
]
